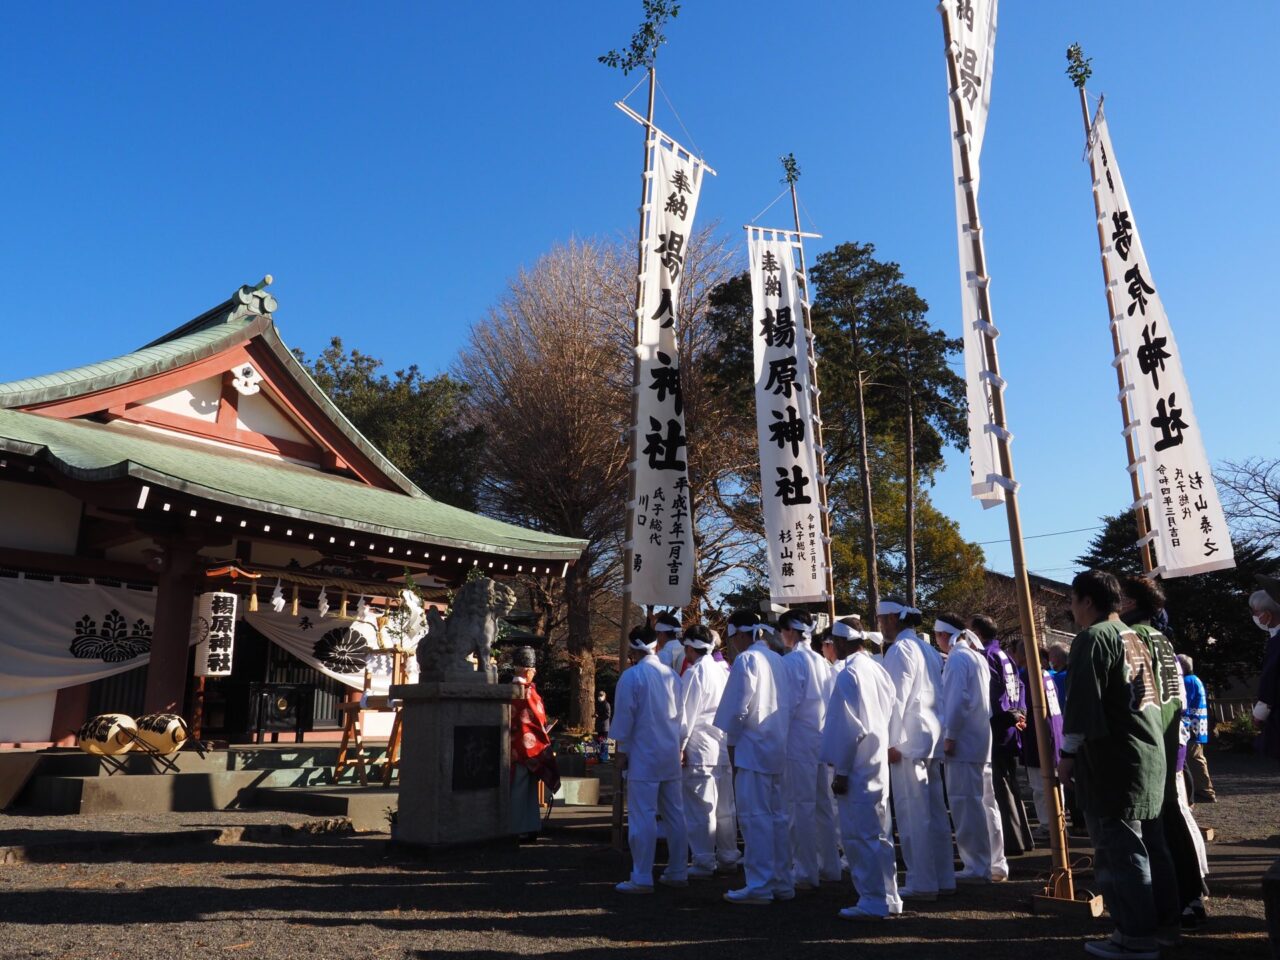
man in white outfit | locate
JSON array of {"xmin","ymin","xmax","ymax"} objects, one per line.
[
  {"xmin": 821, "ymin": 627, "xmax": 905, "ymax": 921},
  {"xmin": 678, "ymin": 624, "xmax": 739, "ymax": 877},
  {"xmin": 935, "ymin": 614, "xmax": 1008, "ymax": 883},
  {"xmin": 778, "ymin": 609, "xmax": 842, "ymax": 889},
  {"xmin": 655, "ymin": 612, "xmax": 685, "ymax": 675},
  {"xmin": 610, "ymin": 624, "xmax": 689, "ymax": 894},
  {"xmin": 713, "ymin": 611, "xmax": 793, "ymax": 905},
  {"xmin": 879, "ymin": 598, "xmax": 956, "ymax": 900}
]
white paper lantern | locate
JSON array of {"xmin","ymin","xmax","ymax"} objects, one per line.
[
  {"xmin": 76, "ymin": 714, "xmax": 137, "ymax": 756},
  {"xmin": 134, "ymin": 713, "xmax": 190, "ymax": 756}
]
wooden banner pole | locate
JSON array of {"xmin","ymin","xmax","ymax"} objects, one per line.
[
  {"xmin": 787, "ymin": 181, "xmax": 837, "ymax": 626},
  {"xmin": 611, "ymin": 65, "xmax": 657, "ymax": 851},
  {"xmin": 939, "ymin": 5, "xmax": 1090, "ymax": 913}
]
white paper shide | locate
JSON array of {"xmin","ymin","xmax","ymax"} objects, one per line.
[
  {"xmin": 1088, "ymin": 105, "xmax": 1234, "ymax": 577},
  {"xmin": 748, "ymin": 231, "xmax": 828, "ymax": 603},
  {"xmin": 630, "ymin": 131, "xmax": 705, "ymax": 607}
]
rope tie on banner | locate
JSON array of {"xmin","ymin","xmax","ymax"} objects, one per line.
[
  {"xmin": 965, "ymin": 271, "xmax": 990, "ymax": 290},
  {"xmin": 984, "ymin": 423, "xmax": 1014, "ymax": 441},
  {"xmin": 1126, "ymin": 456, "xmax": 1147, "ymax": 475},
  {"xmin": 1135, "ymin": 530, "xmax": 1158, "ymax": 549},
  {"xmin": 1149, "ymin": 564, "xmax": 1168, "ymax": 577},
  {"xmin": 1117, "ymin": 384, "xmax": 1136, "ymax": 401},
  {"xmin": 1122, "ymin": 420, "xmax": 1142, "ymax": 438},
  {"xmin": 979, "ymin": 370, "xmax": 1007, "ymax": 390},
  {"xmin": 975, "ymin": 319, "xmax": 1000, "ymax": 338},
  {"xmin": 1112, "ymin": 350, "xmax": 1130, "ymax": 367},
  {"xmin": 1130, "ymin": 493, "xmax": 1153, "ymax": 510},
  {"xmin": 991, "ymin": 475, "xmax": 1021, "ymax": 493}
]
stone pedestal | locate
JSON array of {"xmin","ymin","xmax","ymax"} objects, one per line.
[{"xmin": 389, "ymin": 681, "xmax": 516, "ymax": 849}]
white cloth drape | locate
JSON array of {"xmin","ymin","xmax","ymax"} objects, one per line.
[{"xmin": 0, "ymin": 575, "xmax": 157, "ymax": 700}]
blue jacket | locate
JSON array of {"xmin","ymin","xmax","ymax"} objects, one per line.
[{"xmin": 1182, "ymin": 673, "xmax": 1209, "ymax": 744}]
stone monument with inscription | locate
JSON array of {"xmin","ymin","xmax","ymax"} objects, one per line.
[{"xmin": 391, "ymin": 577, "xmax": 522, "ymax": 849}]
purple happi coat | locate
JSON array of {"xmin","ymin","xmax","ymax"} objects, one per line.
[
  {"xmin": 1018, "ymin": 667, "xmax": 1064, "ymax": 770},
  {"xmin": 986, "ymin": 640, "xmax": 1023, "ymax": 758}
]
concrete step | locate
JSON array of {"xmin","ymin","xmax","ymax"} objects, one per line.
[
  {"xmin": 249, "ymin": 785, "xmax": 396, "ymax": 833},
  {"xmin": 225, "ymin": 744, "xmax": 388, "ymax": 771},
  {"xmin": 17, "ymin": 748, "xmax": 230, "ymax": 779},
  {"xmin": 26, "ymin": 770, "xmax": 270, "ymax": 815}
]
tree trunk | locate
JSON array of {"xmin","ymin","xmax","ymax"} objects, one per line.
[
  {"xmin": 904, "ymin": 358, "xmax": 917, "ymax": 608},
  {"xmin": 564, "ymin": 561, "xmax": 595, "ymax": 731},
  {"xmin": 855, "ymin": 370, "xmax": 880, "ymax": 621}
]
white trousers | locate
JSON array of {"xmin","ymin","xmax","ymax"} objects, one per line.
[
  {"xmin": 627, "ymin": 778, "xmax": 688, "ymax": 887},
  {"xmin": 683, "ymin": 764, "xmax": 740, "ymax": 870},
  {"xmin": 785, "ymin": 758, "xmax": 843, "ymax": 885},
  {"xmin": 945, "ymin": 758, "xmax": 1007, "ymax": 879},
  {"xmin": 837, "ymin": 791, "xmax": 903, "ymax": 916},
  {"xmin": 735, "ymin": 768, "xmax": 791, "ymax": 897},
  {"xmin": 889, "ymin": 757, "xmax": 955, "ymax": 893}
]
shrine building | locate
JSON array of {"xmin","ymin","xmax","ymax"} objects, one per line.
[{"xmin": 0, "ymin": 281, "xmax": 585, "ymax": 745}]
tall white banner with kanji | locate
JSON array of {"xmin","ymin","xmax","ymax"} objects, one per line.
[
  {"xmin": 748, "ymin": 230, "xmax": 828, "ymax": 604},
  {"xmin": 1088, "ymin": 105, "xmax": 1234, "ymax": 577},
  {"xmin": 630, "ymin": 130, "xmax": 705, "ymax": 606},
  {"xmin": 941, "ymin": 0, "xmax": 1008, "ymax": 508}
]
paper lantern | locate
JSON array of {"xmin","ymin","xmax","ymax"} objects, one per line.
[
  {"xmin": 76, "ymin": 714, "xmax": 137, "ymax": 756},
  {"xmin": 134, "ymin": 713, "xmax": 190, "ymax": 756}
]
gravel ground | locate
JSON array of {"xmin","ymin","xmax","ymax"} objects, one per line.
[{"xmin": 0, "ymin": 751, "xmax": 1274, "ymax": 960}]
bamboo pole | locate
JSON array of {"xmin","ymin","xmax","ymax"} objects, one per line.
[
  {"xmin": 939, "ymin": 6, "xmax": 1075, "ymax": 902},
  {"xmin": 787, "ymin": 185, "xmax": 837, "ymax": 626},
  {"xmin": 1076, "ymin": 86, "xmax": 1156, "ymax": 575},
  {"xmin": 612, "ymin": 65, "xmax": 657, "ymax": 850}
]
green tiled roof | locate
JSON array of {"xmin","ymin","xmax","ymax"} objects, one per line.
[
  {"xmin": 0, "ymin": 321, "xmax": 255, "ymax": 409},
  {"xmin": 0, "ymin": 409, "xmax": 586, "ymax": 562},
  {"xmin": 0, "ymin": 284, "xmax": 423, "ymax": 499}
]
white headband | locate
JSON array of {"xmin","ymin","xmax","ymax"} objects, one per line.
[
  {"xmin": 683, "ymin": 636, "xmax": 714, "ymax": 651},
  {"xmin": 831, "ymin": 621, "xmax": 863, "ymax": 640},
  {"xmin": 780, "ymin": 617, "xmax": 812, "ymax": 637},
  {"xmin": 727, "ymin": 622, "xmax": 775, "ymax": 637},
  {"xmin": 866, "ymin": 631, "xmax": 884, "ymax": 645},
  {"xmin": 654, "ymin": 622, "xmax": 681, "ymax": 634},
  {"xmin": 629, "ymin": 636, "xmax": 658, "ymax": 652},
  {"xmin": 933, "ymin": 619, "xmax": 964, "ymax": 636},
  {"xmin": 877, "ymin": 601, "xmax": 921, "ymax": 617}
]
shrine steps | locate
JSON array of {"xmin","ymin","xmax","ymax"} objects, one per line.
[{"xmin": 7, "ymin": 743, "xmax": 390, "ymax": 815}]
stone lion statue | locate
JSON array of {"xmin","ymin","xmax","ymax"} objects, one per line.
[{"xmin": 416, "ymin": 577, "xmax": 516, "ymax": 683}]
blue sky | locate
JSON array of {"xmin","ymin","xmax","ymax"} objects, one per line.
[{"xmin": 1, "ymin": 3, "xmax": 1276, "ymax": 581}]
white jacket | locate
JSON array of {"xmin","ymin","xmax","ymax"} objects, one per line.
[
  {"xmin": 939, "ymin": 636, "xmax": 993, "ymax": 764},
  {"xmin": 784, "ymin": 642, "xmax": 835, "ymax": 764},
  {"xmin": 881, "ymin": 628, "xmax": 945, "ymax": 760},
  {"xmin": 819, "ymin": 651, "xmax": 902, "ymax": 800},
  {"xmin": 609, "ymin": 653, "xmax": 683, "ymax": 782},
  {"xmin": 680, "ymin": 654, "xmax": 730, "ymax": 768},
  {"xmin": 713, "ymin": 639, "xmax": 792, "ymax": 775}
]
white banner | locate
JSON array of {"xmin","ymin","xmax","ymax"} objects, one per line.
[
  {"xmin": 192, "ymin": 591, "xmax": 237, "ymax": 677},
  {"xmin": 0, "ymin": 574, "xmax": 158, "ymax": 700},
  {"xmin": 941, "ymin": 0, "xmax": 1007, "ymax": 508},
  {"xmin": 748, "ymin": 230, "xmax": 829, "ymax": 603},
  {"xmin": 245, "ymin": 605, "xmax": 421, "ymax": 691},
  {"xmin": 630, "ymin": 130, "xmax": 706, "ymax": 607},
  {"xmin": 1088, "ymin": 105, "xmax": 1235, "ymax": 577}
]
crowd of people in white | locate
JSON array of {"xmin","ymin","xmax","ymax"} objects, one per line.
[{"xmin": 609, "ymin": 599, "xmax": 1021, "ymax": 919}]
